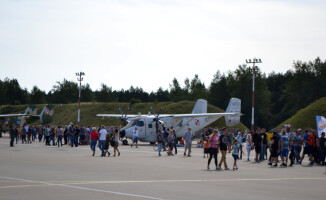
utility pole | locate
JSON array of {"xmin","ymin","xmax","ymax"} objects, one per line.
[
  {"xmin": 75, "ymin": 71, "xmax": 85, "ymax": 125},
  {"xmin": 245, "ymin": 58, "xmax": 262, "ymax": 131}
]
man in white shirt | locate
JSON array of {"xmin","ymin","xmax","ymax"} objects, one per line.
[
  {"xmin": 131, "ymin": 127, "xmax": 139, "ymax": 148},
  {"xmin": 99, "ymin": 125, "xmax": 108, "ymax": 157}
]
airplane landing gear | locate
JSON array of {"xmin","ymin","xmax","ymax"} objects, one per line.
[{"xmin": 122, "ymin": 139, "xmax": 129, "ymax": 145}]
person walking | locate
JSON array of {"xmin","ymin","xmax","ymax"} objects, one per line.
[
  {"xmin": 167, "ymin": 130, "xmax": 175, "ymax": 156},
  {"xmin": 90, "ymin": 127, "xmax": 99, "ymax": 156},
  {"xmin": 73, "ymin": 125, "xmax": 80, "ymax": 147},
  {"xmin": 15, "ymin": 126, "xmax": 19, "ymax": 144},
  {"xmin": 280, "ymin": 129, "xmax": 290, "ymax": 167},
  {"xmin": 9, "ymin": 125, "xmax": 15, "ymax": 147},
  {"xmin": 293, "ymin": 129, "xmax": 302, "ymax": 164},
  {"xmin": 183, "ymin": 127, "xmax": 193, "ymax": 157},
  {"xmin": 319, "ymin": 132, "xmax": 326, "ymax": 165},
  {"xmin": 156, "ymin": 130, "xmax": 164, "ymax": 156},
  {"xmin": 231, "ymin": 140, "xmax": 240, "ymax": 170},
  {"xmin": 21, "ymin": 125, "xmax": 27, "ymax": 144},
  {"xmin": 45, "ymin": 126, "xmax": 50, "ymax": 145},
  {"xmin": 49, "ymin": 126, "xmax": 55, "ymax": 146},
  {"xmin": 98, "ymin": 125, "xmax": 108, "ymax": 157},
  {"xmin": 260, "ymin": 128, "xmax": 268, "ymax": 161},
  {"xmin": 269, "ymin": 131, "xmax": 280, "ymax": 167},
  {"xmin": 246, "ymin": 133, "xmax": 252, "ymax": 161},
  {"xmin": 218, "ymin": 127, "xmax": 229, "ymax": 170},
  {"xmin": 56, "ymin": 126, "xmax": 63, "ymax": 147},
  {"xmin": 172, "ymin": 129, "xmax": 178, "ymax": 154},
  {"xmin": 104, "ymin": 132, "xmax": 111, "ymax": 157},
  {"xmin": 207, "ymin": 130, "xmax": 219, "ymax": 170},
  {"xmin": 131, "ymin": 127, "xmax": 139, "ymax": 148},
  {"xmin": 79, "ymin": 126, "xmax": 85, "ymax": 145},
  {"xmin": 113, "ymin": 128, "xmax": 120, "ymax": 156},
  {"xmin": 252, "ymin": 128, "xmax": 262, "ymax": 162},
  {"xmin": 300, "ymin": 130, "xmax": 315, "ymax": 166}
]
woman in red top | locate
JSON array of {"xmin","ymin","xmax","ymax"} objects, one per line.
[{"xmin": 90, "ymin": 127, "xmax": 99, "ymax": 156}]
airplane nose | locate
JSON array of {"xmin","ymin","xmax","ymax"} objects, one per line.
[{"xmin": 119, "ymin": 130, "xmax": 126, "ymax": 138}]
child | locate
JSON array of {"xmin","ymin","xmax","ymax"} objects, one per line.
[
  {"xmin": 203, "ymin": 140, "xmax": 210, "ymax": 158},
  {"xmin": 231, "ymin": 140, "xmax": 240, "ymax": 170}
]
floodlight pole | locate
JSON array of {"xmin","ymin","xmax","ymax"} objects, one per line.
[
  {"xmin": 246, "ymin": 58, "xmax": 262, "ymax": 131},
  {"xmin": 76, "ymin": 71, "xmax": 85, "ymax": 125}
]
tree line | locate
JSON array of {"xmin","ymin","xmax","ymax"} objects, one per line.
[{"xmin": 1, "ymin": 57, "xmax": 325, "ymax": 129}]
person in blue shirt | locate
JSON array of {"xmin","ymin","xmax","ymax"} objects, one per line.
[
  {"xmin": 236, "ymin": 132, "xmax": 244, "ymax": 160},
  {"xmin": 231, "ymin": 140, "xmax": 240, "ymax": 170},
  {"xmin": 280, "ymin": 129, "xmax": 290, "ymax": 167},
  {"xmin": 293, "ymin": 129, "xmax": 303, "ymax": 164}
]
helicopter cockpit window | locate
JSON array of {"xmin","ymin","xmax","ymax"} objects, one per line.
[{"xmin": 136, "ymin": 120, "xmax": 144, "ymax": 127}]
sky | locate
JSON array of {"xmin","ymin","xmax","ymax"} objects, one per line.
[{"xmin": 0, "ymin": 0, "xmax": 325, "ymax": 93}]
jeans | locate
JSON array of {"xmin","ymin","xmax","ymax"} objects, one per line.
[
  {"xmin": 15, "ymin": 134, "xmax": 19, "ymax": 144},
  {"xmin": 50, "ymin": 135, "xmax": 55, "ymax": 145},
  {"xmin": 260, "ymin": 144, "xmax": 267, "ymax": 160},
  {"xmin": 98, "ymin": 140, "xmax": 105, "ymax": 153},
  {"xmin": 90, "ymin": 140, "xmax": 97, "ymax": 151},
  {"xmin": 45, "ymin": 136, "xmax": 50, "ymax": 145},
  {"xmin": 73, "ymin": 135, "xmax": 79, "ymax": 147},
  {"xmin": 10, "ymin": 135, "xmax": 14, "ymax": 146},
  {"xmin": 32, "ymin": 133, "xmax": 37, "ymax": 141},
  {"xmin": 294, "ymin": 146, "xmax": 302, "ymax": 163},
  {"xmin": 174, "ymin": 142, "xmax": 177, "ymax": 154},
  {"xmin": 38, "ymin": 134, "xmax": 43, "ymax": 142},
  {"xmin": 319, "ymin": 149, "xmax": 325, "ymax": 164},
  {"xmin": 57, "ymin": 135, "xmax": 63, "ymax": 146},
  {"xmin": 158, "ymin": 143, "xmax": 163, "ymax": 155},
  {"xmin": 21, "ymin": 135, "xmax": 26, "ymax": 143}
]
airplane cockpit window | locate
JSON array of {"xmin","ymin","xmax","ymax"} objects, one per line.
[
  {"xmin": 130, "ymin": 120, "xmax": 139, "ymax": 127},
  {"xmin": 148, "ymin": 124, "xmax": 153, "ymax": 128},
  {"xmin": 136, "ymin": 120, "xmax": 144, "ymax": 127}
]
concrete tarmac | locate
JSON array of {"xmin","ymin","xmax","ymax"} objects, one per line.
[{"xmin": 0, "ymin": 135, "xmax": 325, "ymax": 200}]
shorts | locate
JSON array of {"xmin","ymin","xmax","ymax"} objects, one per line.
[
  {"xmin": 303, "ymin": 146, "xmax": 312, "ymax": 155},
  {"xmin": 271, "ymin": 149, "xmax": 278, "ymax": 157},
  {"xmin": 114, "ymin": 141, "xmax": 119, "ymax": 147},
  {"xmin": 232, "ymin": 154, "xmax": 239, "ymax": 160},
  {"xmin": 255, "ymin": 145, "xmax": 261, "ymax": 153},
  {"xmin": 168, "ymin": 142, "xmax": 174, "ymax": 149},
  {"xmin": 280, "ymin": 148, "xmax": 289, "ymax": 157},
  {"xmin": 185, "ymin": 143, "xmax": 192, "ymax": 151},
  {"xmin": 133, "ymin": 137, "xmax": 138, "ymax": 143}
]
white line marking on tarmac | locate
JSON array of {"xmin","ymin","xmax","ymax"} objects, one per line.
[{"xmin": 0, "ymin": 176, "xmax": 167, "ymax": 200}]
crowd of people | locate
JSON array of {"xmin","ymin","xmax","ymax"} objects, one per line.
[
  {"xmin": 3, "ymin": 123, "xmax": 326, "ymax": 171},
  {"xmin": 200, "ymin": 126, "xmax": 326, "ymax": 170},
  {"xmin": 6, "ymin": 124, "xmax": 121, "ymax": 157}
]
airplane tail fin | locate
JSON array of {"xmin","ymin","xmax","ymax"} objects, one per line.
[
  {"xmin": 192, "ymin": 99, "xmax": 207, "ymax": 114},
  {"xmin": 225, "ymin": 98, "xmax": 241, "ymax": 127},
  {"xmin": 40, "ymin": 105, "xmax": 54, "ymax": 123},
  {"xmin": 24, "ymin": 105, "xmax": 37, "ymax": 115}
]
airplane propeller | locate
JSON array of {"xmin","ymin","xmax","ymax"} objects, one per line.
[
  {"xmin": 118, "ymin": 107, "xmax": 130, "ymax": 126},
  {"xmin": 150, "ymin": 107, "xmax": 162, "ymax": 135}
]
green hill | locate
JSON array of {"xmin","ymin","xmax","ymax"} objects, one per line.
[
  {"xmin": 0, "ymin": 101, "xmax": 248, "ymax": 131},
  {"xmin": 278, "ymin": 97, "xmax": 326, "ymax": 129}
]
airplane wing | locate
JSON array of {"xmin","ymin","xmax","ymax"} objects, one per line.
[
  {"xmin": 96, "ymin": 114, "xmax": 147, "ymax": 120},
  {"xmin": 0, "ymin": 114, "xmax": 29, "ymax": 118},
  {"xmin": 159, "ymin": 112, "xmax": 242, "ymax": 118}
]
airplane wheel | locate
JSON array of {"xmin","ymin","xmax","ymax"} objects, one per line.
[{"xmin": 122, "ymin": 139, "xmax": 129, "ymax": 145}]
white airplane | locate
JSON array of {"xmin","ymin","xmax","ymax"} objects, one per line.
[{"xmin": 97, "ymin": 98, "xmax": 241, "ymax": 144}]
